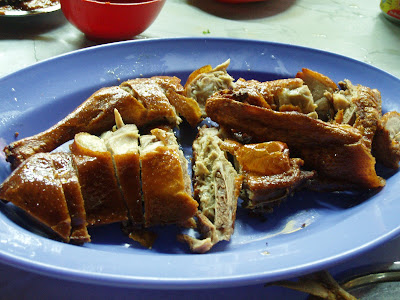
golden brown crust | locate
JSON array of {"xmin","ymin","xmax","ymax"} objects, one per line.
[
  {"xmin": 50, "ymin": 152, "xmax": 91, "ymax": 244},
  {"xmin": 4, "ymin": 86, "xmax": 147, "ymax": 169},
  {"xmin": 232, "ymin": 141, "xmax": 315, "ymax": 213},
  {"xmin": 120, "ymin": 78, "xmax": 180, "ymax": 125},
  {"xmin": 300, "ymin": 141, "xmax": 385, "ymax": 189},
  {"xmin": 152, "ymin": 76, "xmax": 202, "ymax": 127},
  {"xmin": 70, "ymin": 133, "xmax": 128, "ymax": 226},
  {"xmin": 184, "ymin": 65, "xmax": 213, "ymax": 91},
  {"xmin": 296, "ymin": 68, "xmax": 338, "ymax": 95},
  {"xmin": 235, "ymin": 77, "xmax": 305, "ymax": 110},
  {"xmin": 141, "ymin": 147, "xmax": 198, "ymax": 226},
  {"xmin": 206, "ymin": 97, "xmax": 362, "ymax": 147},
  {"xmin": 0, "ymin": 153, "xmax": 71, "ymax": 242},
  {"xmin": 140, "ymin": 143, "xmax": 198, "ymax": 227},
  {"xmin": 113, "ymin": 153, "xmax": 143, "ymax": 224},
  {"xmin": 206, "ymin": 97, "xmax": 384, "ymax": 189}
]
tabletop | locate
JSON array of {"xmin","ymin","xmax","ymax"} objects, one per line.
[{"xmin": 1, "ymin": 0, "xmax": 400, "ymax": 299}]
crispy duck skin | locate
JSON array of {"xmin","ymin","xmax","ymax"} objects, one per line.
[
  {"xmin": 120, "ymin": 77, "xmax": 181, "ymax": 126},
  {"xmin": 139, "ymin": 128, "xmax": 198, "ymax": 227},
  {"xmin": 232, "ymin": 141, "xmax": 315, "ymax": 213},
  {"xmin": 101, "ymin": 119, "xmax": 143, "ymax": 225},
  {"xmin": 206, "ymin": 97, "xmax": 362, "ymax": 147},
  {"xmin": 242, "ymin": 158, "xmax": 314, "ymax": 213},
  {"xmin": 372, "ymin": 111, "xmax": 400, "ymax": 169},
  {"xmin": 300, "ymin": 141, "xmax": 385, "ymax": 189},
  {"xmin": 0, "ymin": 153, "xmax": 72, "ymax": 242},
  {"xmin": 205, "ymin": 97, "xmax": 384, "ymax": 189},
  {"xmin": 51, "ymin": 152, "xmax": 91, "ymax": 244},
  {"xmin": 5, "ymin": 76, "xmax": 202, "ymax": 170},
  {"xmin": 335, "ymin": 80, "xmax": 382, "ymax": 148},
  {"xmin": 151, "ymin": 76, "xmax": 202, "ymax": 127},
  {"xmin": 70, "ymin": 132, "xmax": 129, "ymax": 226},
  {"xmin": 4, "ymin": 86, "xmax": 148, "ymax": 169}
]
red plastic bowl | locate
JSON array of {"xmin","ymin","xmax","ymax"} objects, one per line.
[{"xmin": 60, "ymin": 0, "xmax": 166, "ymax": 41}]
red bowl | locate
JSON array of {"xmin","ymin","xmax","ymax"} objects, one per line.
[{"xmin": 60, "ymin": 0, "xmax": 166, "ymax": 41}]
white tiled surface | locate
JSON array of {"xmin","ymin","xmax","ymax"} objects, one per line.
[{"xmin": 1, "ymin": 0, "xmax": 400, "ymax": 79}]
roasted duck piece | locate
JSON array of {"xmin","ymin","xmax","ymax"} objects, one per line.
[
  {"xmin": 142, "ymin": 76, "xmax": 202, "ymax": 127},
  {"xmin": 372, "ymin": 111, "xmax": 400, "ymax": 169},
  {"xmin": 206, "ymin": 97, "xmax": 362, "ymax": 148},
  {"xmin": 233, "ymin": 77, "xmax": 318, "ymax": 116},
  {"xmin": 70, "ymin": 132, "xmax": 129, "ymax": 226},
  {"xmin": 50, "ymin": 152, "xmax": 90, "ymax": 244},
  {"xmin": 296, "ymin": 68, "xmax": 338, "ymax": 121},
  {"xmin": 332, "ymin": 80, "xmax": 382, "ymax": 147},
  {"xmin": 5, "ymin": 76, "xmax": 202, "ymax": 169},
  {"xmin": 205, "ymin": 89, "xmax": 385, "ymax": 189},
  {"xmin": 223, "ymin": 140, "xmax": 315, "ymax": 213},
  {"xmin": 179, "ymin": 126, "xmax": 243, "ymax": 253},
  {"xmin": 0, "ymin": 117, "xmax": 199, "ymax": 245},
  {"xmin": 139, "ymin": 128, "xmax": 198, "ymax": 227},
  {"xmin": 120, "ymin": 77, "xmax": 181, "ymax": 126},
  {"xmin": 0, "ymin": 153, "xmax": 72, "ymax": 242},
  {"xmin": 4, "ymin": 86, "xmax": 147, "ymax": 169},
  {"xmin": 101, "ymin": 111, "xmax": 143, "ymax": 225},
  {"xmin": 184, "ymin": 59, "xmax": 235, "ymax": 116}
]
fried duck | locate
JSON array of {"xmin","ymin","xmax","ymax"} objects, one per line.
[
  {"xmin": 178, "ymin": 126, "xmax": 243, "ymax": 253},
  {"xmin": 184, "ymin": 59, "xmax": 235, "ymax": 117},
  {"xmin": 50, "ymin": 152, "xmax": 90, "ymax": 244},
  {"xmin": 101, "ymin": 111, "xmax": 143, "ymax": 225},
  {"xmin": 5, "ymin": 76, "xmax": 202, "ymax": 169},
  {"xmin": 70, "ymin": 132, "xmax": 129, "ymax": 226},
  {"xmin": 205, "ymin": 71, "xmax": 387, "ymax": 189},
  {"xmin": 0, "ymin": 153, "xmax": 72, "ymax": 242},
  {"xmin": 0, "ymin": 114, "xmax": 199, "ymax": 245},
  {"xmin": 222, "ymin": 140, "xmax": 315, "ymax": 214},
  {"xmin": 139, "ymin": 128, "xmax": 198, "ymax": 227},
  {"xmin": 372, "ymin": 111, "xmax": 400, "ymax": 169}
]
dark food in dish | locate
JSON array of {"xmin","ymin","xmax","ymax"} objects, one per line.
[
  {"xmin": 1, "ymin": 61, "xmax": 400, "ymax": 252},
  {"xmin": 0, "ymin": 0, "xmax": 23, "ymax": 5},
  {"xmin": 0, "ymin": 0, "xmax": 58, "ymax": 13}
]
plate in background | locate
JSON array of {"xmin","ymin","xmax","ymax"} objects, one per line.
[{"xmin": 0, "ymin": 2, "xmax": 60, "ymax": 17}]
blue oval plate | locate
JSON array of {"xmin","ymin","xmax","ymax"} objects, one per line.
[{"xmin": 0, "ymin": 37, "xmax": 399, "ymax": 289}]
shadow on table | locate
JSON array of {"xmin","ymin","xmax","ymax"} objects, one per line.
[
  {"xmin": 187, "ymin": 0, "xmax": 297, "ymax": 20},
  {"xmin": 0, "ymin": 9, "xmax": 67, "ymax": 39}
]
